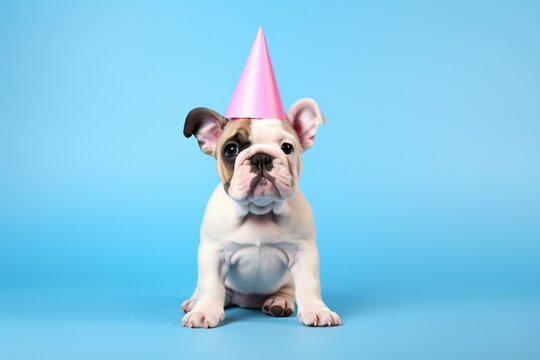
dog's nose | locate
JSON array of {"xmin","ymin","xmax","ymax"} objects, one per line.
[{"xmin": 251, "ymin": 153, "xmax": 273, "ymax": 171}]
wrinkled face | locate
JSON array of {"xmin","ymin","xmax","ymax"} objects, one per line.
[
  {"xmin": 184, "ymin": 98, "xmax": 325, "ymax": 215},
  {"xmin": 216, "ymin": 119, "xmax": 302, "ymax": 210}
]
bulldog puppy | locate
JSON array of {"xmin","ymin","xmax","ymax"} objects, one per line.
[{"xmin": 181, "ymin": 98, "xmax": 341, "ymax": 328}]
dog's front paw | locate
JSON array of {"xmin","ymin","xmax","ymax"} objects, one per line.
[
  {"xmin": 298, "ymin": 306, "xmax": 341, "ymax": 327},
  {"xmin": 181, "ymin": 304, "xmax": 224, "ymax": 328}
]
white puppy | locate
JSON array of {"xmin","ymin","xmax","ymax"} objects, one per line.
[{"xmin": 181, "ymin": 98, "xmax": 341, "ymax": 328}]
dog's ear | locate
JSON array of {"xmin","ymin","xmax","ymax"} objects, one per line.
[
  {"xmin": 286, "ymin": 98, "xmax": 326, "ymax": 151},
  {"xmin": 184, "ymin": 107, "xmax": 228, "ymax": 156}
]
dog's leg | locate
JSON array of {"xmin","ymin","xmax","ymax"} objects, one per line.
[
  {"xmin": 290, "ymin": 246, "xmax": 341, "ymax": 327},
  {"xmin": 181, "ymin": 242, "xmax": 228, "ymax": 328},
  {"xmin": 261, "ymin": 284, "xmax": 295, "ymax": 317}
]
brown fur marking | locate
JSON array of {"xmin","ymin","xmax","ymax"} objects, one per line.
[{"xmin": 216, "ymin": 119, "xmax": 252, "ymax": 190}]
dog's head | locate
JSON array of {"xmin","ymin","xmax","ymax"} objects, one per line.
[{"xmin": 184, "ymin": 98, "xmax": 325, "ymax": 215}]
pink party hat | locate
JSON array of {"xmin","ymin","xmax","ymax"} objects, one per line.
[{"xmin": 225, "ymin": 27, "xmax": 286, "ymax": 120}]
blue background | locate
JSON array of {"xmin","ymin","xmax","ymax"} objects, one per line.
[{"xmin": 1, "ymin": 0, "xmax": 539, "ymax": 359}]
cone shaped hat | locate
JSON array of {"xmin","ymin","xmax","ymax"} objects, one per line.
[{"xmin": 225, "ymin": 27, "xmax": 286, "ymax": 120}]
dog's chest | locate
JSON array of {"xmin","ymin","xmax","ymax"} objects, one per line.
[
  {"xmin": 222, "ymin": 242, "xmax": 293, "ymax": 293},
  {"xmin": 221, "ymin": 215, "xmax": 297, "ymax": 264},
  {"xmin": 219, "ymin": 215, "xmax": 298, "ymax": 293}
]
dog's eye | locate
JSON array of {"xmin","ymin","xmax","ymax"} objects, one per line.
[
  {"xmin": 224, "ymin": 143, "xmax": 239, "ymax": 158},
  {"xmin": 281, "ymin": 143, "xmax": 293, "ymax": 155}
]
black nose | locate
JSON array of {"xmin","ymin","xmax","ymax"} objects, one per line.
[{"xmin": 251, "ymin": 153, "xmax": 273, "ymax": 171}]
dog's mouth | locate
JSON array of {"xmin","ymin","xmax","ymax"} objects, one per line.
[{"xmin": 248, "ymin": 173, "xmax": 281, "ymax": 198}]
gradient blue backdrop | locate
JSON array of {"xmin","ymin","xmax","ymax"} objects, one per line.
[{"xmin": 1, "ymin": 0, "xmax": 539, "ymax": 359}]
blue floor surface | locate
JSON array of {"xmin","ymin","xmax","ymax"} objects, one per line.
[{"xmin": 1, "ymin": 287, "xmax": 539, "ymax": 360}]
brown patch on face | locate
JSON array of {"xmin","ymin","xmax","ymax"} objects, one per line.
[{"xmin": 216, "ymin": 118, "xmax": 252, "ymax": 191}]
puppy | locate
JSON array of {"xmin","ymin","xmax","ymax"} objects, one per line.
[{"xmin": 181, "ymin": 98, "xmax": 341, "ymax": 328}]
